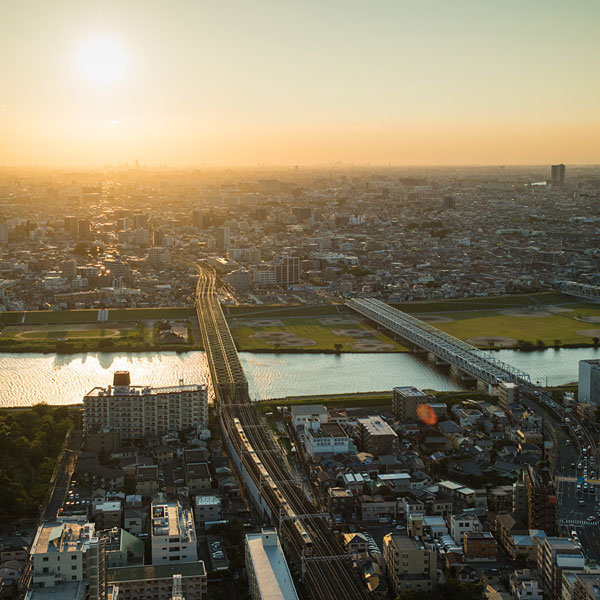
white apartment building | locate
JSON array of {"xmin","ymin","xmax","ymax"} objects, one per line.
[
  {"xmin": 304, "ymin": 423, "xmax": 355, "ymax": 458},
  {"xmin": 450, "ymin": 513, "xmax": 483, "ymax": 545},
  {"xmin": 151, "ymin": 501, "xmax": 198, "ymax": 565},
  {"xmin": 84, "ymin": 372, "xmax": 207, "ymax": 439},
  {"xmin": 28, "ymin": 518, "xmax": 103, "ymax": 600},
  {"xmin": 290, "ymin": 404, "xmax": 328, "ymax": 431}
]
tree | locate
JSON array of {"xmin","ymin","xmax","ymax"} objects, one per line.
[{"xmin": 333, "ymin": 343, "xmax": 343, "ymax": 354}]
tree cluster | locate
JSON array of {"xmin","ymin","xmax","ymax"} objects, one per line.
[{"xmin": 0, "ymin": 404, "xmax": 72, "ymax": 518}]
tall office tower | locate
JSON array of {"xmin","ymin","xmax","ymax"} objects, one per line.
[
  {"xmin": 275, "ymin": 256, "xmax": 300, "ymax": 287},
  {"xmin": 216, "ymin": 226, "xmax": 230, "ymax": 250},
  {"xmin": 192, "ymin": 209, "xmax": 204, "ymax": 229},
  {"xmin": 133, "ymin": 213, "xmax": 148, "ymax": 229},
  {"xmin": 83, "ymin": 371, "xmax": 208, "ymax": 439},
  {"xmin": 551, "ymin": 164, "xmax": 565, "ymax": 187},
  {"xmin": 64, "ymin": 215, "xmax": 79, "ymax": 237},
  {"xmin": 0, "ymin": 215, "xmax": 7, "ymax": 244},
  {"xmin": 443, "ymin": 196, "xmax": 456, "ymax": 210},
  {"xmin": 524, "ymin": 465, "xmax": 557, "ymax": 535},
  {"xmin": 78, "ymin": 219, "xmax": 92, "ymax": 240}
]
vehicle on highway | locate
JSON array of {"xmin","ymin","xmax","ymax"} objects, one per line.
[{"xmin": 579, "ymin": 499, "xmax": 586, "ymax": 506}]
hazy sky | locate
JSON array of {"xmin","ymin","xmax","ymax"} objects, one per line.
[{"xmin": 1, "ymin": 0, "xmax": 599, "ymax": 166}]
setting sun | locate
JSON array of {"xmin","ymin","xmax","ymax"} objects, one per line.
[{"xmin": 77, "ymin": 35, "xmax": 127, "ymax": 86}]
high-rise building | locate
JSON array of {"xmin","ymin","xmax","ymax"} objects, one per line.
[
  {"xmin": 275, "ymin": 256, "xmax": 300, "ymax": 287},
  {"xmin": 524, "ymin": 465, "xmax": 557, "ymax": 535},
  {"xmin": 147, "ymin": 246, "xmax": 170, "ymax": 269},
  {"xmin": 216, "ymin": 226, "xmax": 230, "ymax": 250},
  {"xmin": 78, "ymin": 219, "xmax": 93, "ymax": 240},
  {"xmin": 579, "ymin": 359, "xmax": 600, "ymax": 405},
  {"xmin": 383, "ymin": 533, "xmax": 437, "ymax": 597},
  {"xmin": 192, "ymin": 209, "xmax": 204, "ymax": 229},
  {"xmin": 133, "ymin": 213, "xmax": 148, "ymax": 229},
  {"xmin": 83, "ymin": 372, "xmax": 208, "ymax": 439},
  {"xmin": 392, "ymin": 386, "xmax": 435, "ymax": 422},
  {"xmin": 245, "ymin": 529, "xmax": 298, "ymax": 600},
  {"xmin": 0, "ymin": 215, "xmax": 8, "ymax": 244},
  {"xmin": 551, "ymin": 164, "xmax": 565, "ymax": 187}
]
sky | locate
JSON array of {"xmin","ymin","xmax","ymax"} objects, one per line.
[{"xmin": 1, "ymin": 0, "xmax": 599, "ymax": 167}]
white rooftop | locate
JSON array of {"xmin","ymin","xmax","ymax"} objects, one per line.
[{"xmin": 246, "ymin": 529, "xmax": 298, "ymax": 600}]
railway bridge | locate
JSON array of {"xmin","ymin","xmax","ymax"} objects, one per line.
[
  {"xmin": 192, "ymin": 263, "xmax": 371, "ymax": 600},
  {"xmin": 347, "ymin": 297, "xmax": 531, "ymax": 388}
]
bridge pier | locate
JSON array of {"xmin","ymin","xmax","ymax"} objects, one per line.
[{"xmin": 427, "ymin": 352, "xmax": 449, "ymax": 366}]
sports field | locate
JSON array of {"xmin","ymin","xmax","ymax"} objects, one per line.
[
  {"xmin": 229, "ymin": 316, "xmax": 407, "ymax": 352},
  {"xmin": 420, "ymin": 303, "xmax": 600, "ymax": 348}
]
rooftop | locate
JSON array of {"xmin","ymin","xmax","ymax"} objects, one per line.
[
  {"xmin": 393, "ymin": 386, "xmax": 428, "ymax": 397},
  {"xmin": 107, "ymin": 561, "xmax": 206, "ymax": 583},
  {"xmin": 290, "ymin": 404, "xmax": 327, "ymax": 416},
  {"xmin": 31, "ymin": 520, "xmax": 94, "ymax": 555},
  {"xmin": 246, "ymin": 529, "xmax": 299, "ymax": 600},
  {"xmin": 357, "ymin": 416, "xmax": 396, "ymax": 437},
  {"xmin": 85, "ymin": 383, "xmax": 206, "ymax": 398}
]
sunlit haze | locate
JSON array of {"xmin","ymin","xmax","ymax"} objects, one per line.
[{"xmin": 1, "ymin": 0, "xmax": 599, "ymax": 166}]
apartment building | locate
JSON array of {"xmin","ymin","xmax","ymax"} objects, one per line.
[
  {"xmin": 537, "ymin": 536, "xmax": 585, "ymax": 599},
  {"xmin": 524, "ymin": 465, "xmax": 557, "ymax": 535},
  {"xmin": 305, "ymin": 423, "xmax": 355, "ymax": 458},
  {"xmin": 383, "ymin": 533, "xmax": 437, "ymax": 596},
  {"xmin": 28, "ymin": 518, "xmax": 104, "ymax": 600},
  {"xmin": 107, "ymin": 563, "xmax": 207, "ymax": 600},
  {"xmin": 245, "ymin": 529, "xmax": 298, "ymax": 600},
  {"xmin": 357, "ymin": 416, "xmax": 398, "ymax": 455},
  {"xmin": 83, "ymin": 371, "xmax": 207, "ymax": 439},
  {"xmin": 392, "ymin": 386, "xmax": 435, "ymax": 422},
  {"xmin": 151, "ymin": 501, "xmax": 198, "ymax": 565}
]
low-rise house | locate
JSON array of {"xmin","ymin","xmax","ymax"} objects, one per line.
[
  {"xmin": 184, "ymin": 462, "xmax": 211, "ymax": 494},
  {"xmin": 194, "ymin": 496, "xmax": 221, "ymax": 524}
]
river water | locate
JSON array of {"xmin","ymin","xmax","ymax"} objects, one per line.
[{"xmin": 0, "ymin": 347, "xmax": 597, "ymax": 407}]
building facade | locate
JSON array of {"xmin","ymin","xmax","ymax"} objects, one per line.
[
  {"xmin": 392, "ymin": 386, "xmax": 435, "ymax": 422},
  {"xmin": 83, "ymin": 372, "xmax": 207, "ymax": 439},
  {"xmin": 579, "ymin": 359, "xmax": 600, "ymax": 405},
  {"xmin": 151, "ymin": 501, "xmax": 198, "ymax": 565},
  {"xmin": 383, "ymin": 533, "xmax": 437, "ymax": 596}
]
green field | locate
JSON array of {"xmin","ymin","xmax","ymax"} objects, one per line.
[
  {"xmin": 0, "ymin": 307, "xmax": 195, "ymax": 326},
  {"xmin": 229, "ymin": 316, "xmax": 407, "ymax": 352},
  {"xmin": 0, "ymin": 318, "xmax": 200, "ymax": 353},
  {"xmin": 257, "ymin": 392, "xmax": 393, "ymax": 412},
  {"xmin": 430, "ymin": 306, "xmax": 600, "ymax": 348},
  {"xmin": 224, "ymin": 304, "xmax": 341, "ymax": 318},
  {"xmin": 393, "ymin": 291, "xmax": 572, "ymax": 313}
]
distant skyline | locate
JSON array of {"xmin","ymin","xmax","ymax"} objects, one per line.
[{"xmin": 1, "ymin": 0, "xmax": 599, "ymax": 167}]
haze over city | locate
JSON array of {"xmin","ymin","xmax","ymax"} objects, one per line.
[
  {"xmin": 2, "ymin": 3, "xmax": 600, "ymax": 600},
  {"xmin": 1, "ymin": 0, "xmax": 599, "ymax": 167}
]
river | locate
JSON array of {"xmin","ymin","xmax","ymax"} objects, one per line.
[{"xmin": 0, "ymin": 347, "xmax": 597, "ymax": 407}]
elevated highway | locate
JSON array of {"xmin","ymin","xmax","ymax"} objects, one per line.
[
  {"xmin": 193, "ymin": 263, "xmax": 371, "ymax": 600},
  {"xmin": 347, "ymin": 297, "xmax": 531, "ymax": 387}
]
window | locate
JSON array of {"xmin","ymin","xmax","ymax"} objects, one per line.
[
  {"xmin": 71, "ymin": 555, "xmax": 77, "ymax": 560},
  {"xmin": 72, "ymin": 565, "xmax": 77, "ymax": 570},
  {"xmin": 42, "ymin": 567, "xmax": 49, "ymax": 573},
  {"xmin": 42, "ymin": 557, "xmax": 49, "ymax": 562}
]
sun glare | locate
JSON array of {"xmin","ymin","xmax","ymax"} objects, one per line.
[{"xmin": 77, "ymin": 36, "xmax": 126, "ymax": 86}]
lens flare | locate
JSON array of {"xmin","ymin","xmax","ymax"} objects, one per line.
[{"xmin": 417, "ymin": 403, "xmax": 438, "ymax": 426}]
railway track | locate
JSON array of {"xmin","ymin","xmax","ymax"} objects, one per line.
[{"xmin": 191, "ymin": 262, "xmax": 372, "ymax": 600}]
